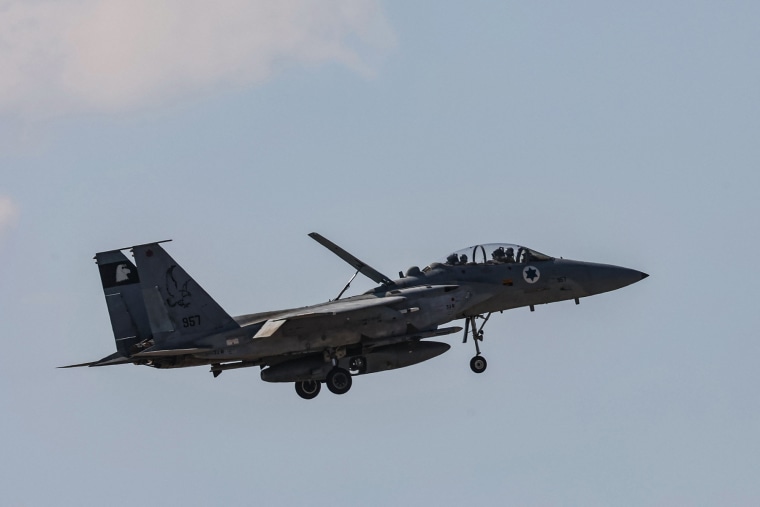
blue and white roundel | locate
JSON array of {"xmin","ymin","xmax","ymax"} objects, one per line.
[{"xmin": 523, "ymin": 266, "xmax": 540, "ymax": 284}]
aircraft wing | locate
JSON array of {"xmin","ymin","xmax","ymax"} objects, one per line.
[
  {"xmin": 275, "ymin": 295, "xmax": 407, "ymax": 320},
  {"xmin": 253, "ymin": 295, "xmax": 407, "ymax": 338},
  {"xmin": 309, "ymin": 232, "xmax": 394, "ymax": 286}
]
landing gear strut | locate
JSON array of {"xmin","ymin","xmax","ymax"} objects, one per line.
[{"xmin": 463, "ymin": 313, "xmax": 492, "ymax": 374}]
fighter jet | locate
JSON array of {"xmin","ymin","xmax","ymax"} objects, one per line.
[{"xmin": 62, "ymin": 233, "xmax": 648, "ymax": 399}]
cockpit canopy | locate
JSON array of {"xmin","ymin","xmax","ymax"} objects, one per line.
[{"xmin": 424, "ymin": 243, "xmax": 553, "ymax": 271}]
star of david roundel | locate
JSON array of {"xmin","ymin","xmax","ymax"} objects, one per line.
[{"xmin": 523, "ymin": 266, "xmax": 540, "ymax": 284}]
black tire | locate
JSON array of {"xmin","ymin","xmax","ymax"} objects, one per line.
[
  {"xmin": 325, "ymin": 368, "xmax": 352, "ymax": 395},
  {"xmin": 470, "ymin": 355, "xmax": 487, "ymax": 374},
  {"xmin": 295, "ymin": 380, "xmax": 321, "ymax": 400}
]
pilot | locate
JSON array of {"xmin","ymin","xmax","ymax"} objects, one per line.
[
  {"xmin": 446, "ymin": 253, "xmax": 459, "ymax": 265},
  {"xmin": 491, "ymin": 247, "xmax": 506, "ymax": 262},
  {"xmin": 459, "ymin": 254, "xmax": 468, "ymax": 265},
  {"xmin": 505, "ymin": 247, "xmax": 515, "ymax": 263}
]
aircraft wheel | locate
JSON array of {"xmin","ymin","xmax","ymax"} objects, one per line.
[
  {"xmin": 470, "ymin": 355, "xmax": 487, "ymax": 374},
  {"xmin": 325, "ymin": 368, "xmax": 352, "ymax": 395},
  {"xmin": 295, "ymin": 380, "xmax": 321, "ymax": 400}
]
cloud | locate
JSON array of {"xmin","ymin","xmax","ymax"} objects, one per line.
[
  {"xmin": 0, "ymin": 196, "xmax": 19, "ymax": 238},
  {"xmin": 0, "ymin": 0, "xmax": 395, "ymax": 116}
]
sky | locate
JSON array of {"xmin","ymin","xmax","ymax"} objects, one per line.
[{"xmin": 1, "ymin": 1, "xmax": 759, "ymax": 505}]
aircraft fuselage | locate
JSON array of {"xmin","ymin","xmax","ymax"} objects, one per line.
[{"xmin": 64, "ymin": 236, "xmax": 647, "ymax": 399}]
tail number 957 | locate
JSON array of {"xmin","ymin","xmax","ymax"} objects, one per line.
[{"xmin": 182, "ymin": 315, "xmax": 201, "ymax": 328}]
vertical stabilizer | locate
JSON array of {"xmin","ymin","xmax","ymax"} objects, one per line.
[
  {"xmin": 131, "ymin": 243, "xmax": 239, "ymax": 344},
  {"xmin": 96, "ymin": 250, "xmax": 152, "ymax": 355}
]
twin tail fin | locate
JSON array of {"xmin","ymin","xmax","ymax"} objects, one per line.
[
  {"xmin": 96, "ymin": 249, "xmax": 152, "ymax": 355},
  {"xmin": 131, "ymin": 242, "xmax": 239, "ymax": 344}
]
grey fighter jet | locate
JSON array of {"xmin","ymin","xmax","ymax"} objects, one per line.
[{"xmin": 62, "ymin": 233, "xmax": 648, "ymax": 399}]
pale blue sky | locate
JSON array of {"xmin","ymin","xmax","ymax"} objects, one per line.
[{"xmin": 1, "ymin": 1, "xmax": 759, "ymax": 505}]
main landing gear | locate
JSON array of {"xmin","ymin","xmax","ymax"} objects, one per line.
[
  {"xmin": 326, "ymin": 367, "xmax": 352, "ymax": 394},
  {"xmin": 294, "ymin": 367, "xmax": 353, "ymax": 400},
  {"xmin": 463, "ymin": 313, "xmax": 492, "ymax": 374},
  {"xmin": 295, "ymin": 379, "xmax": 321, "ymax": 399}
]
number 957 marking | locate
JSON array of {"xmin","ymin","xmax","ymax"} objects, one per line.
[{"xmin": 182, "ymin": 315, "xmax": 201, "ymax": 328}]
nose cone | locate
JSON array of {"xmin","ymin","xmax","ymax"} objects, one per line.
[{"xmin": 575, "ymin": 262, "xmax": 649, "ymax": 296}]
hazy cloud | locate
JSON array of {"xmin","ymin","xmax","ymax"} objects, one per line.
[
  {"xmin": 0, "ymin": 195, "xmax": 19, "ymax": 239},
  {"xmin": 0, "ymin": 0, "xmax": 395, "ymax": 116}
]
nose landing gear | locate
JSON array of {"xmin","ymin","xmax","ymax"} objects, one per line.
[
  {"xmin": 469, "ymin": 355, "xmax": 487, "ymax": 374},
  {"xmin": 463, "ymin": 313, "xmax": 492, "ymax": 373}
]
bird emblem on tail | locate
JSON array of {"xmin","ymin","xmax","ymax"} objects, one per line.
[{"xmin": 165, "ymin": 265, "xmax": 192, "ymax": 308}]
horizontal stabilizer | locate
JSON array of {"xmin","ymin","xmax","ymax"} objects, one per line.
[
  {"xmin": 58, "ymin": 361, "xmax": 98, "ymax": 368},
  {"xmin": 59, "ymin": 351, "xmax": 131, "ymax": 368}
]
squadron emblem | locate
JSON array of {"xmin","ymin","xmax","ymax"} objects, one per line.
[
  {"xmin": 114, "ymin": 264, "xmax": 132, "ymax": 283},
  {"xmin": 165, "ymin": 265, "xmax": 192, "ymax": 308}
]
